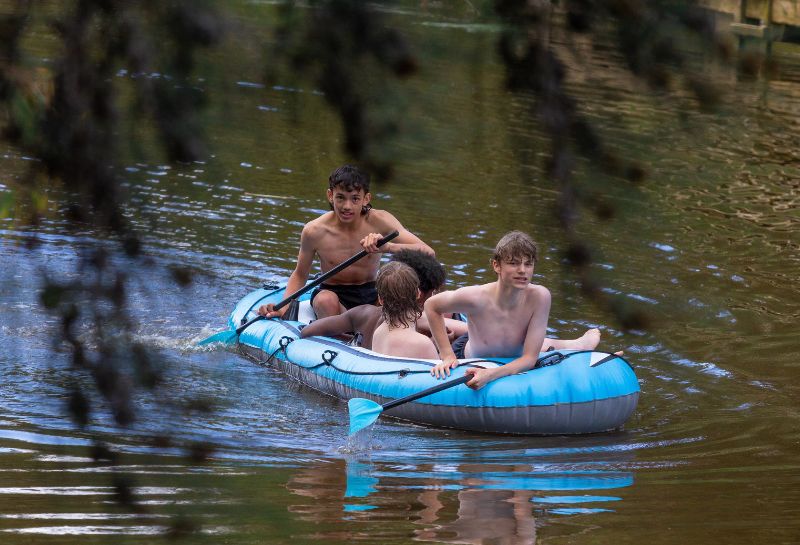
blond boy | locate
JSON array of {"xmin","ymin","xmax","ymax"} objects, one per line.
[{"xmin": 425, "ymin": 231, "xmax": 598, "ymax": 390}]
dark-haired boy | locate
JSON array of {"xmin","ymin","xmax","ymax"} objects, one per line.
[
  {"xmin": 425, "ymin": 231, "xmax": 602, "ymax": 389},
  {"xmin": 258, "ymin": 165, "xmax": 433, "ymax": 320}
]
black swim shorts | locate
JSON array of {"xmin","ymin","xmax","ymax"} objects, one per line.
[
  {"xmin": 451, "ymin": 333, "xmax": 469, "ymax": 359},
  {"xmin": 310, "ymin": 281, "xmax": 378, "ymax": 310}
]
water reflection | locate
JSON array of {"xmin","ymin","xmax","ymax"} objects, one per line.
[
  {"xmin": 285, "ymin": 458, "xmax": 350, "ymax": 520},
  {"xmin": 415, "ymin": 489, "xmax": 537, "ymax": 545},
  {"xmin": 285, "ymin": 448, "xmax": 634, "ymax": 544}
]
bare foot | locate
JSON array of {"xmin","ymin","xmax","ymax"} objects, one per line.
[
  {"xmin": 541, "ymin": 328, "xmax": 601, "ymax": 351},
  {"xmin": 580, "ymin": 328, "xmax": 601, "ymax": 350}
]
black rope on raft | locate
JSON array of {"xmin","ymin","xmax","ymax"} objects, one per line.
[
  {"xmin": 262, "ymin": 350, "xmax": 573, "ymax": 376},
  {"xmin": 279, "ymin": 336, "xmax": 294, "ymax": 352},
  {"xmin": 325, "ymin": 363, "xmax": 429, "ymax": 376},
  {"xmin": 280, "ymin": 349, "xmax": 339, "ymax": 372},
  {"xmin": 321, "ymin": 350, "xmax": 338, "ymax": 365},
  {"xmin": 278, "ymin": 346, "xmax": 430, "ymax": 376},
  {"xmin": 249, "ymin": 335, "xmax": 295, "ymax": 367},
  {"xmin": 253, "ymin": 338, "xmax": 598, "ymax": 377}
]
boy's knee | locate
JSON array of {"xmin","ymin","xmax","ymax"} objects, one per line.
[{"xmin": 313, "ymin": 290, "xmax": 341, "ymax": 313}]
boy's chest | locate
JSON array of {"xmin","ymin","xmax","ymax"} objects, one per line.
[
  {"xmin": 318, "ymin": 236, "xmax": 368, "ymax": 261},
  {"xmin": 316, "ymin": 231, "xmax": 381, "ymax": 275},
  {"xmin": 472, "ymin": 302, "xmax": 534, "ymax": 337},
  {"xmin": 320, "ymin": 225, "xmax": 375, "ymax": 250}
]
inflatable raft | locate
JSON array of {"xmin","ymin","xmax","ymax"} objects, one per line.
[{"xmin": 225, "ymin": 286, "xmax": 640, "ymax": 435}]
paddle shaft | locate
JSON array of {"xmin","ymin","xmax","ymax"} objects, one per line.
[
  {"xmin": 382, "ymin": 374, "xmax": 470, "ymax": 411},
  {"xmin": 235, "ymin": 230, "xmax": 400, "ymax": 335}
]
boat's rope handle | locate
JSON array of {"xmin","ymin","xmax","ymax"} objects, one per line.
[{"xmin": 247, "ymin": 328, "xmax": 620, "ymax": 377}]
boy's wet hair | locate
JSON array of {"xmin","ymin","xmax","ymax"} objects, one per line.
[
  {"xmin": 329, "ymin": 164, "xmax": 370, "ymax": 193},
  {"xmin": 492, "ymin": 231, "xmax": 538, "ymax": 264},
  {"xmin": 377, "ymin": 261, "xmax": 422, "ymax": 329},
  {"xmin": 391, "ymin": 249, "xmax": 446, "ymax": 294}
]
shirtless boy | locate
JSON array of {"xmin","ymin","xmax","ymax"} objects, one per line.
[
  {"xmin": 425, "ymin": 231, "xmax": 602, "ymax": 390},
  {"xmin": 257, "ymin": 165, "xmax": 433, "ymax": 319},
  {"xmin": 371, "ymin": 262, "xmax": 438, "ymax": 359},
  {"xmin": 299, "ymin": 249, "xmax": 467, "ymax": 349}
]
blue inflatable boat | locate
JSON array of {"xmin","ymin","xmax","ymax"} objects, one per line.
[{"xmin": 224, "ymin": 286, "xmax": 640, "ymax": 435}]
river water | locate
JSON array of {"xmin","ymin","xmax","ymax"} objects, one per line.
[{"xmin": 1, "ymin": 3, "xmax": 799, "ymax": 544}]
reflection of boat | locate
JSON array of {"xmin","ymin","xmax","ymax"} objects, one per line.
[
  {"xmin": 228, "ymin": 287, "xmax": 640, "ymax": 435},
  {"xmin": 355, "ymin": 458, "xmax": 632, "ymax": 542}
]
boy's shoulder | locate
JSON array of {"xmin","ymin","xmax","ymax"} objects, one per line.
[
  {"xmin": 301, "ymin": 212, "xmax": 338, "ymax": 239},
  {"xmin": 526, "ymin": 283, "xmax": 550, "ymax": 296},
  {"xmin": 304, "ymin": 211, "xmax": 335, "ymax": 230},
  {"xmin": 305, "ymin": 207, "xmax": 395, "ymax": 231},
  {"xmin": 434, "ymin": 283, "xmax": 491, "ymax": 312},
  {"xmin": 523, "ymin": 283, "xmax": 551, "ymax": 307},
  {"xmin": 362, "ymin": 207, "xmax": 401, "ymax": 228},
  {"xmin": 457, "ymin": 282, "xmax": 495, "ymax": 298}
]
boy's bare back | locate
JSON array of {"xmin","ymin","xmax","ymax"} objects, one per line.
[{"xmin": 371, "ymin": 321, "xmax": 438, "ymax": 359}]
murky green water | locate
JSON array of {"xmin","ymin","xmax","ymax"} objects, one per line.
[{"xmin": 1, "ymin": 2, "xmax": 799, "ymax": 544}]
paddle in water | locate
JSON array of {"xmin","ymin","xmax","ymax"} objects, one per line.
[
  {"xmin": 348, "ymin": 374, "xmax": 471, "ymax": 435},
  {"xmin": 198, "ymin": 230, "xmax": 399, "ymax": 346}
]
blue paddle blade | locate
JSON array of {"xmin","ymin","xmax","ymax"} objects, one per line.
[
  {"xmin": 348, "ymin": 398, "xmax": 384, "ymax": 435},
  {"xmin": 197, "ymin": 329, "xmax": 237, "ymax": 346}
]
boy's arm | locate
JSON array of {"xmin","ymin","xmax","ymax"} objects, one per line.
[
  {"xmin": 424, "ymin": 289, "xmax": 474, "ymax": 378},
  {"xmin": 300, "ymin": 310, "xmax": 357, "ymax": 339},
  {"xmin": 362, "ymin": 211, "xmax": 434, "ymax": 255},
  {"xmin": 464, "ymin": 286, "xmax": 551, "ymax": 390},
  {"xmin": 258, "ymin": 227, "xmax": 315, "ymax": 318},
  {"xmin": 416, "ymin": 314, "xmax": 466, "ymax": 342}
]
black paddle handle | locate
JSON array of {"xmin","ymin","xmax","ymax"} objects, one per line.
[
  {"xmin": 235, "ymin": 230, "xmax": 400, "ymax": 335},
  {"xmin": 383, "ymin": 374, "xmax": 470, "ymax": 411}
]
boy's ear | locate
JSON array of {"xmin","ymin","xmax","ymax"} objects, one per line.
[
  {"xmin": 491, "ymin": 258, "xmax": 501, "ymax": 274},
  {"xmin": 326, "ymin": 188, "xmax": 334, "ymax": 203},
  {"xmin": 363, "ymin": 192, "xmax": 372, "ymax": 205}
]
